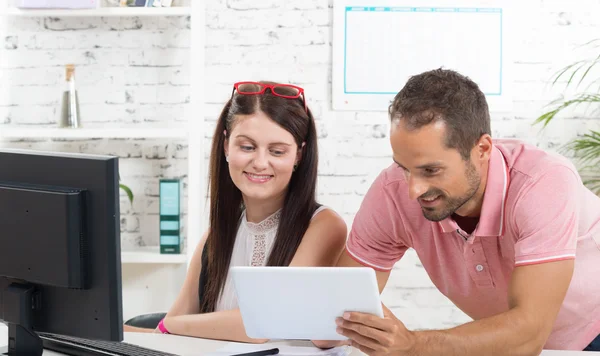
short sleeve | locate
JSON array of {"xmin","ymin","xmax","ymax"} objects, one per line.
[
  {"xmin": 346, "ymin": 170, "xmax": 408, "ymax": 271},
  {"xmin": 513, "ymin": 166, "xmax": 580, "ymax": 266}
]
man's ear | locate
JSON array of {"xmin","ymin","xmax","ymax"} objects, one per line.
[{"xmin": 475, "ymin": 134, "xmax": 493, "ymax": 161}]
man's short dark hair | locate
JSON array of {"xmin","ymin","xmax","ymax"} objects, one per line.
[{"xmin": 389, "ymin": 68, "xmax": 491, "ymax": 160}]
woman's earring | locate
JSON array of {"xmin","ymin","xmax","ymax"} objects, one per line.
[
  {"xmin": 293, "ymin": 164, "xmax": 298, "ymax": 172},
  {"xmin": 226, "ymin": 156, "xmax": 229, "ymax": 163}
]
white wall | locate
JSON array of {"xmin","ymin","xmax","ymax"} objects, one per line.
[
  {"xmin": 0, "ymin": 14, "xmax": 191, "ymax": 251},
  {"xmin": 1, "ymin": 0, "xmax": 599, "ymax": 328}
]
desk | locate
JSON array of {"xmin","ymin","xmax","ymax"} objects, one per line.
[{"xmin": 0, "ymin": 326, "xmax": 598, "ymax": 355}]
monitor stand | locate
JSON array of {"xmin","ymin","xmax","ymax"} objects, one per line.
[{"xmin": 1, "ymin": 283, "xmax": 43, "ymax": 356}]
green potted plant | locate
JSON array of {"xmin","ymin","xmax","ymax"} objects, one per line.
[{"xmin": 535, "ymin": 39, "xmax": 600, "ymax": 195}]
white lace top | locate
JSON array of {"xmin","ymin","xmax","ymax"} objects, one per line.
[{"xmin": 215, "ymin": 206, "xmax": 329, "ymax": 311}]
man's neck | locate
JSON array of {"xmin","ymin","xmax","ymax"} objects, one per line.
[
  {"xmin": 452, "ymin": 213, "xmax": 479, "ymax": 235},
  {"xmin": 455, "ymin": 160, "xmax": 490, "ymax": 218}
]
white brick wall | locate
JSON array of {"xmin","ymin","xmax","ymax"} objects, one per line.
[
  {"xmin": 0, "ymin": 13, "xmax": 191, "ymax": 250},
  {"xmin": 1, "ymin": 0, "xmax": 599, "ymax": 329}
]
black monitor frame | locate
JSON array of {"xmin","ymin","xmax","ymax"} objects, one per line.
[{"xmin": 0, "ymin": 149, "xmax": 123, "ymax": 356}]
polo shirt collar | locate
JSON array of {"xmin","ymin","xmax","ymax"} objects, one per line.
[{"xmin": 438, "ymin": 145, "xmax": 509, "ymax": 237}]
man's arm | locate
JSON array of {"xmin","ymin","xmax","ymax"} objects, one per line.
[
  {"xmin": 337, "ymin": 248, "xmax": 392, "ymax": 293},
  {"xmin": 413, "ymin": 258, "xmax": 573, "ymax": 355},
  {"xmin": 338, "ymin": 259, "xmax": 574, "ymax": 356}
]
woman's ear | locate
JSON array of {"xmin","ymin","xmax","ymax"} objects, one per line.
[
  {"xmin": 295, "ymin": 141, "xmax": 305, "ymax": 166},
  {"xmin": 223, "ymin": 132, "xmax": 229, "ymax": 161}
]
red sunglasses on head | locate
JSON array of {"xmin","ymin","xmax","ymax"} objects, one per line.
[{"xmin": 232, "ymin": 81, "xmax": 307, "ymax": 113}]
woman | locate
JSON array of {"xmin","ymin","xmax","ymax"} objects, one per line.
[{"xmin": 125, "ymin": 81, "xmax": 347, "ymax": 345}]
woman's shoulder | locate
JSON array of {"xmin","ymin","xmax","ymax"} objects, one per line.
[
  {"xmin": 310, "ymin": 205, "xmax": 341, "ymax": 219},
  {"xmin": 296, "ymin": 205, "xmax": 347, "ymax": 265},
  {"xmin": 308, "ymin": 205, "xmax": 346, "ymax": 234},
  {"xmin": 311, "ymin": 205, "xmax": 329, "ymax": 219}
]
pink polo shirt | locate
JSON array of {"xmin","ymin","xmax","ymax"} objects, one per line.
[{"xmin": 346, "ymin": 139, "xmax": 600, "ymax": 351}]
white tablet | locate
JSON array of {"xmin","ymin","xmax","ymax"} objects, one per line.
[{"xmin": 230, "ymin": 266, "xmax": 384, "ymax": 341}]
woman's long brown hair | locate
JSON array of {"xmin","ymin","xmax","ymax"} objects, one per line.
[{"xmin": 199, "ymin": 82, "xmax": 319, "ymax": 313}]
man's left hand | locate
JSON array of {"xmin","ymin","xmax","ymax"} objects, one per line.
[{"xmin": 336, "ymin": 304, "xmax": 415, "ymax": 355}]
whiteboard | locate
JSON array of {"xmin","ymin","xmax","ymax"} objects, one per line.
[{"xmin": 332, "ymin": 0, "xmax": 513, "ymax": 112}]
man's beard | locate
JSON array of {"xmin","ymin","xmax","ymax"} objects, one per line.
[{"xmin": 420, "ymin": 161, "xmax": 480, "ymax": 222}]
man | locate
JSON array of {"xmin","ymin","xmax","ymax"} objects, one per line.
[{"xmin": 335, "ymin": 69, "xmax": 600, "ymax": 355}]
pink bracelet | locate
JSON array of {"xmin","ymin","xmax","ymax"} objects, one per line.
[{"xmin": 157, "ymin": 319, "xmax": 170, "ymax": 334}]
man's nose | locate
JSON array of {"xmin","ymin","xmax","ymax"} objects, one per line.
[{"xmin": 408, "ymin": 176, "xmax": 428, "ymax": 200}]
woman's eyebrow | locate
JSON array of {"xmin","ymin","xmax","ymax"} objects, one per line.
[
  {"xmin": 234, "ymin": 134, "xmax": 256, "ymax": 142},
  {"xmin": 234, "ymin": 135, "xmax": 292, "ymax": 146}
]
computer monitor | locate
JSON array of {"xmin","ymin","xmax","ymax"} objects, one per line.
[{"xmin": 0, "ymin": 148, "xmax": 123, "ymax": 356}]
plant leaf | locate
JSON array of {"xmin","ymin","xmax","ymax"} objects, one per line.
[
  {"xmin": 119, "ymin": 183, "xmax": 134, "ymax": 204},
  {"xmin": 563, "ymin": 130, "xmax": 600, "ymax": 161},
  {"xmin": 538, "ymin": 38, "xmax": 600, "ymax": 196},
  {"xmin": 576, "ymin": 53, "xmax": 600, "ymax": 89},
  {"xmin": 534, "ymin": 94, "xmax": 600, "ymax": 128},
  {"xmin": 566, "ymin": 61, "xmax": 590, "ymax": 87},
  {"xmin": 584, "ymin": 76, "xmax": 600, "ymax": 93},
  {"xmin": 559, "ymin": 132, "xmax": 600, "ymax": 196},
  {"xmin": 575, "ymin": 38, "xmax": 600, "ymax": 50},
  {"xmin": 582, "ymin": 177, "xmax": 600, "ymax": 196},
  {"xmin": 551, "ymin": 60, "xmax": 585, "ymax": 87}
]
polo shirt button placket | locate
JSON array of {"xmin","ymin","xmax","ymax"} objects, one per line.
[{"xmin": 463, "ymin": 236, "xmax": 494, "ymax": 288}]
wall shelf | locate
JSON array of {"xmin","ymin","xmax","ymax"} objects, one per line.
[
  {"xmin": 122, "ymin": 246, "xmax": 187, "ymax": 264},
  {"xmin": 1, "ymin": 6, "xmax": 191, "ymax": 17},
  {"xmin": 0, "ymin": 127, "xmax": 188, "ymax": 139}
]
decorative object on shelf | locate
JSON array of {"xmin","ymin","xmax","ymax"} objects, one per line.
[
  {"xmin": 1, "ymin": 5, "xmax": 190, "ymax": 16},
  {"xmin": 59, "ymin": 64, "xmax": 81, "ymax": 129},
  {"xmin": 17, "ymin": 0, "xmax": 100, "ymax": 8},
  {"xmin": 159, "ymin": 178, "xmax": 182, "ymax": 254},
  {"xmin": 122, "ymin": 0, "xmax": 174, "ymax": 7},
  {"xmin": 535, "ymin": 38, "xmax": 600, "ymax": 195},
  {"xmin": 125, "ymin": 0, "xmax": 146, "ymax": 6}
]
